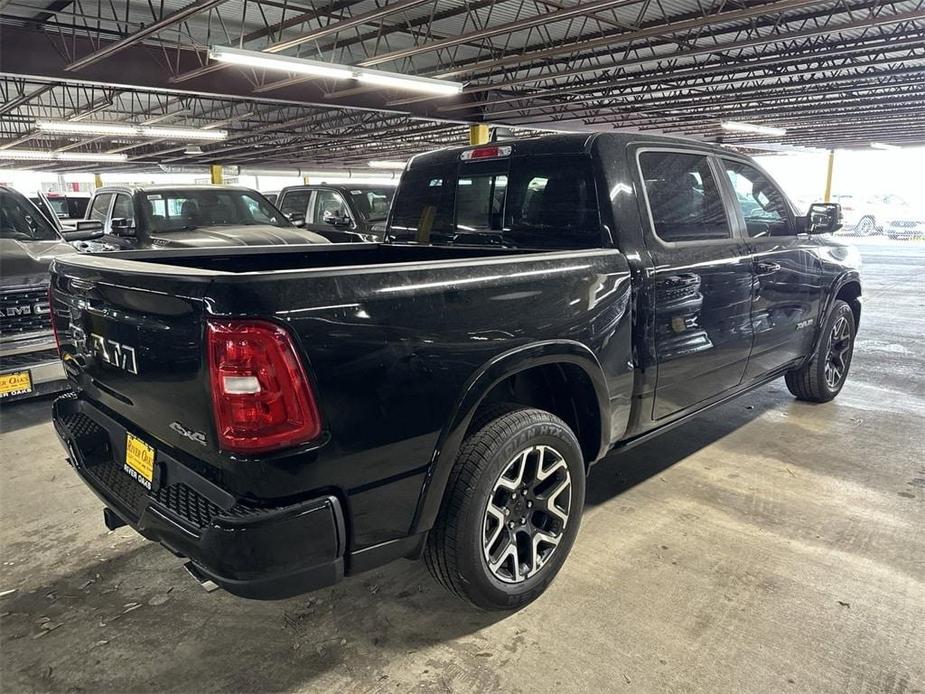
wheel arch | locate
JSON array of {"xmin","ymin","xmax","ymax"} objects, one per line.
[
  {"xmin": 410, "ymin": 340, "xmax": 611, "ymax": 535},
  {"xmin": 810, "ymin": 272, "xmax": 861, "ymax": 355}
]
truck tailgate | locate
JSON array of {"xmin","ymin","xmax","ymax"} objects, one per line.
[{"xmin": 49, "ymin": 257, "xmax": 217, "ymax": 469}]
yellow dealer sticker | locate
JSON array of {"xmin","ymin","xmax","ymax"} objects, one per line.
[
  {"xmin": 124, "ymin": 434, "xmax": 155, "ymax": 490},
  {"xmin": 0, "ymin": 370, "xmax": 33, "ymax": 399}
]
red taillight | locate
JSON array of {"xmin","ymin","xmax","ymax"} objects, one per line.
[{"xmin": 206, "ymin": 320, "xmax": 321, "ymax": 454}]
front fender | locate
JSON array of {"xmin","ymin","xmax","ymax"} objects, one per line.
[{"xmin": 409, "ymin": 340, "xmax": 611, "ymax": 535}]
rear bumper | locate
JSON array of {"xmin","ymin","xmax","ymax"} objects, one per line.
[
  {"xmin": 0, "ymin": 339, "xmax": 67, "ymax": 402},
  {"xmin": 52, "ymin": 393, "xmax": 346, "ymax": 599}
]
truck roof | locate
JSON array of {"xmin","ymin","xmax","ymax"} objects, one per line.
[{"xmin": 407, "ymin": 131, "xmax": 731, "ymax": 169}]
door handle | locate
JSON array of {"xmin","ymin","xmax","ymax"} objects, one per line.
[{"xmin": 755, "ymin": 260, "xmax": 781, "ymax": 275}]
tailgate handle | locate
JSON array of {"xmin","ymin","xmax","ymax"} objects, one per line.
[{"xmin": 755, "ymin": 260, "xmax": 781, "ymax": 275}]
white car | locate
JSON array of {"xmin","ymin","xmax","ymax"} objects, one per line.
[{"xmin": 885, "ymin": 212, "xmax": 925, "ymax": 240}]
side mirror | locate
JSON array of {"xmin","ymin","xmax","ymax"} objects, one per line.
[
  {"xmin": 62, "ymin": 219, "xmax": 104, "ymax": 241},
  {"xmin": 110, "ymin": 217, "xmax": 136, "ymax": 237},
  {"xmin": 323, "ymin": 212, "xmax": 351, "ymax": 228},
  {"xmin": 286, "ymin": 212, "xmax": 306, "ymax": 228},
  {"xmin": 805, "ymin": 203, "xmax": 843, "ymax": 234}
]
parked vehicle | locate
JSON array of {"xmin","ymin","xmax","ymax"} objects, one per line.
[
  {"xmin": 30, "ymin": 192, "xmax": 91, "ymax": 227},
  {"xmin": 0, "ymin": 186, "xmax": 106, "ymax": 402},
  {"xmin": 275, "ymin": 183, "xmax": 395, "ymax": 242},
  {"xmin": 49, "ymin": 133, "xmax": 861, "ymax": 609},
  {"xmin": 885, "ymin": 211, "xmax": 925, "ymax": 240},
  {"xmin": 834, "ymin": 193, "xmax": 913, "ymax": 236},
  {"xmin": 83, "ymin": 185, "xmax": 330, "ymax": 249}
]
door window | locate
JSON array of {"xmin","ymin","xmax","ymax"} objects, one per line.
[
  {"xmin": 312, "ymin": 190, "xmax": 350, "ymax": 225},
  {"xmin": 0, "ymin": 191, "xmax": 59, "ymax": 241},
  {"xmin": 723, "ymin": 161, "xmax": 793, "ymax": 237},
  {"xmin": 278, "ymin": 189, "xmax": 311, "ymax": 217},
  {"xmin": 111, "ymin": 194, "xmax": 134, "ymax": 225},
  {"xmin": 88, "ymin": 193, "xmax": 114, "ymax": 222},
  {"xmin": 639, "ymin": 152, "xmax": 730, "ymax": 242}
]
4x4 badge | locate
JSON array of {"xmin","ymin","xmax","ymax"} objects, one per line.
[{"xmin": 170, "ymin": 422, "xmax": 207, "ymax": 447}]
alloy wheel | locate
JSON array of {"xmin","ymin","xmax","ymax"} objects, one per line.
[
  {"xmin": 824, "ymin": 315, "xmax": 852, "ymax": 389},
  {"xmin": 481, "ymin": 444, "xmax": 572, "ymax": 584}
]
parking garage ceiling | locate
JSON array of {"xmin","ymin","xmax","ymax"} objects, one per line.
[{"xmin": 0, "ymin": 0, "xmax": 923, "ymax": 172}]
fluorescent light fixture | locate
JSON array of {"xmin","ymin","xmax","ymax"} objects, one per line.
[
  {"xmin": 36, "ymin": 119, "xmax": 227, "ymax": 141},
  {"xmin": 870, "ymin": 142, "xmax": 899, "ymax": 150},
  {"xmin": 0, "ymin": 149, "xmax": 128, "ymax": 163},
  {"xmin": 354, "ymin": 70, "xmax": 461, "ymax": 96},
  {"xmin": 139, "ymin": 126, "xmax": 227, "ymax": 140},
  {"xmin": 210, "ymin": 45, "xmax": 353, "ymax": 80},
  {"xmin": 368, "ymin": 160, "xmax": 406, "ymax": 169},
  {"xmin": 37, "ymin": 120, "xmax": 137, "ymax": 136},
  {"xmin": 721, "ymin": 121, "xmax": 787, "ymax": 137},
  {"xmin": 208, "ymin": 45, "xmax": 463, "ymax": 96}
]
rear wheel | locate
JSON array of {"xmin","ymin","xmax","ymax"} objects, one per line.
[
  {"xmin": 785, "ymin": 299, "xmax": 856, "ymax": 402},
  {"xmin": 425, "ymin": 408, "xmax": 585, "ymax": 610}
]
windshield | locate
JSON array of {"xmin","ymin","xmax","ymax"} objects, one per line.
[
  {"xmin": 1, "ymin": 191, "xmax": 60, "ymax": 241},
  {"xmin": 347, "ymin": 188, "xmax": 394, "ymax": 222},
  {"xmin": 389, "ymin": 154, "xmax": 602, "ymax": 249},
  {"xmin": 141, "ymin": 189, "xmax": 290, "ymax": 233}
]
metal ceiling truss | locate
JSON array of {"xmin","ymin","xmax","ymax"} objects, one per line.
[{"xmin": 0, "ymin": 0, "xmax": 923, "ymax": 172}]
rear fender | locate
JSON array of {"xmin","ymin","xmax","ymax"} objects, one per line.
[{"xmin": 409, "ymin": 340, "xmax": 610, "ymax": 535}]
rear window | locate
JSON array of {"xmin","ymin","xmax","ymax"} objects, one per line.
[{"xmin": 389, "ymin": 154, "xmax": 602, "ymax": 249}]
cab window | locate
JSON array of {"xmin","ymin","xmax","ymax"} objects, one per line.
[
  {"xmin": 312, "ymin": 190, "xmax": 350, "ymax": 225},
  {"xmin": 111, "ymin": 194, "xmax": 135, "ymax": 225},
  {"xmin": 278, "ymin": 190, "xmax": 311, "ymax": 218},
  {"xmin": 89, "ymin": 193, "xmax": 114, "ymax": 222},
  {"xmin": 723, "ymin": 161, "xmax": 793, "ymax": 237},
  {"xmin": 639, "ymin": 151, "xmax": 730, "ymax": 242}
]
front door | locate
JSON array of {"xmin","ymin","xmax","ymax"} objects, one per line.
[
  {"xmin": 720, "ymin": 159, "xmax": 825, "ymax": 379},
  {"xmin": 637, "ymin": 149, "xmax": 755, "ymax": 420}
]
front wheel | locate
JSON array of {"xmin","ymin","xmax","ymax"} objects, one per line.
[
  {"xmin": 425, "ymin": 408, "xmax": 586, "ymax": 610},
  {"xmin": 785, "ymin": 299, "xmax": 856, "ymax": 402}
]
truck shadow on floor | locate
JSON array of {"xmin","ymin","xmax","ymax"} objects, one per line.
[
  {"xmin": 0, "ymin": 394, "xmax": 57, "ymax": 435},
  {"xmin": 3, "ymin": 389, "xmax": 785, "ymax": 692},
  {"xmin": 585, "ymin": 386, "xmax": 783, "ymax": 507}
]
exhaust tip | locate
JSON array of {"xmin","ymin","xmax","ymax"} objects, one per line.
[{"xmin": 183, "ymin": 561, "xmax": 220, "ymax": 593}]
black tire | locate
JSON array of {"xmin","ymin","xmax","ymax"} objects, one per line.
[
  {"xmin": 785, "ymin": 299, "xmax": 856, "ymax": 402},
  {"xmin": 425, "ymin": 408, "xmax": 586, "ymax": 611}
]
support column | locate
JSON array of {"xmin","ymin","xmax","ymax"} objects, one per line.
[
  {"xmin": 210, "ymin": 164, "xmax": 223, "ymax": 185},
  {"xmin": 469, "ymin": 123, "xmax": 489, "ymax": 145},
  {"xmin": 823, "ymin": 150, "xmax": 835, "ymax": 203}
]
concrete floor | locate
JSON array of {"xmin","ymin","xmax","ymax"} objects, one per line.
[{"xmin": 1, "ymin": 240, "xmax": 923, "ymax": 694}]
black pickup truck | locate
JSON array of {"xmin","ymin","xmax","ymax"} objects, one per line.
[{"xmin": 49, "ymin": 133, "xmax": 861, "ymax": 610}]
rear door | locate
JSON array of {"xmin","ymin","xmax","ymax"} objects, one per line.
[
  {"xmin": 719, "ymin": 158, "xmax": 825, "ymax": 378},
  {"xmin": 635, "ymin": 148, "xmax": 755, "ymax": 420}
]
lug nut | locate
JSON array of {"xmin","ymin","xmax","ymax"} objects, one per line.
[
  {"xmin": 522, "ymin": 489, "xmax": 528, "ymax": 496},
  {"xmin": 520, "ymin": 517, "xmax": 526, "ymax": 524},
  {"xmin": 526, "ymin": 501, "xmax": 533, "ymax": 508},
  {"xmin": 504, "ymin": 508, "xmax": 510, "ymax": 515},
  {"xmin": 508, "ymin": 521, "xmax": 515, "ymax": 529}
]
